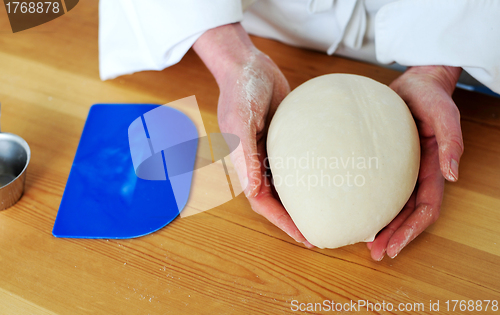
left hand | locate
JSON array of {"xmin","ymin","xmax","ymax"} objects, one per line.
[
  {"xmin": 367, "ymin": 65, "xmax": 464, "ymax": 260},
  {"xmin": 193, "ymin": 23, "xmax": 313, "ymax": 247}
]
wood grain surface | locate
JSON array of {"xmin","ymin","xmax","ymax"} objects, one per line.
[{"xmin": 0, "ymin": 1, "xmax": 499, "ymax": 314}]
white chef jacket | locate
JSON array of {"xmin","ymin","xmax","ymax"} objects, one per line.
[{"xmin": 99, "ymin": 0, "xmax": 500, "ymax": 94}]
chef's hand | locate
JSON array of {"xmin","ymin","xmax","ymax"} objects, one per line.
[
  {"xmin": 368, "ymin": 65, "xmax": 464, "ymax": 260},
  {"xmin": 193, "ymin": 23, "xmax": 313, "ymax": 247}
]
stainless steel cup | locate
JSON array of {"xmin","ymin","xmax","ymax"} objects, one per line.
[{"xmin": 0, "ymin": 132, "xmax": 30, "ymax": 210}]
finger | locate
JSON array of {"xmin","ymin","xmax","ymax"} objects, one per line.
[
  {"xmin": 222, "ymin": 112, "xmax": 263, "ymax": 198},
  {"xmin": 386, "ymin": 137, "xmax": 444, "ymax": 258},
  {"xmin": 249, "ymin": 137, "xmax": 314, "ymax": 248},
  {"xmin": 227, "ymin": 134, "xmax": 260, "ymax": 197},
  {"xmin": 427, "ymin": 91, "xmax": 464, "ymax": 182},
  {"xmin": 248, "ymin": 189, "xmax": 313, "ymax": 248},
  {"xmin": 248, "ymin": 141, "xmax": 314, "ymax": 248},
  {"xmin": 229, "ymin": 141, "xmax": 249, "ymax": 190},
  {"xmin": 390, "ymin": 68, "xmax": 464, "ymax": 183},
  {"xmin": 369, "ymin": 192, "xmax": 416, "ymax": 261},
  {"xmin": 267, "ymin": 68, "xmax": 290, "ymax": 121}
]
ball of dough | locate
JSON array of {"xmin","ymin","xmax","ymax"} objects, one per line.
[{"xmin": 267, "ymin": 74, "xmax": 420, "ymax": 249}]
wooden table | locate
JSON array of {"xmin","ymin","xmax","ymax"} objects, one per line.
[{"xmin": 0, "ymin": 2, "xmax": 499, "ymax": 314}]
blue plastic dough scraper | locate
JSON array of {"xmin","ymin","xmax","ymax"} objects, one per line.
[{"xmin": 52, "ymin": 104, "xmax": 197, "ymax": 238}]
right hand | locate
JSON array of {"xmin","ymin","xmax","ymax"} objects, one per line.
[
  {"xmin": 367, "ymin": 65, "xmax": 464, "ymax": 260},
  {"xmin": 194, "ymin": 23, "xmax": 313, "ymax": 247}
]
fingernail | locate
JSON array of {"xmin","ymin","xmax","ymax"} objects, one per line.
[
  {"xmin": 449, "ymin": 159, "xmax": 459, "ymax": 181},
  {"xmin": 376, "ymin": 249, "xmax": 386, "ymax": 261},
  {"xmin": 242, "ymin": 177, "xmax": 251, "ymax": 197},
  {"xmin": 387, "ymin": 243, "xmax": 400, "ymax": 258},
  {"xmin": 303, "ymin": 240, "xmax": 314, "ymax": 248}
]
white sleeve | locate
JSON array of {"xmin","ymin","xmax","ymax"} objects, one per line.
[
  {"xmin": 98, "ymin": 0, "xmax": 243, "ymax": 80},
  {"xmin": 375, "ymin": 0, "xmax": 500, "ymax": 94}
]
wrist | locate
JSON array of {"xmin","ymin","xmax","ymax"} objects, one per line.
[{"xmin": 193, "ymin": 23, "xmax": 258, "ymax": 86}]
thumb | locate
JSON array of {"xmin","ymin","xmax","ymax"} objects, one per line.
[
  {"xmin": 228, "ymin": 130, "xmax": 263, "ymax": 198},
  {"xmin": 430, "ymin": 91, "xmax": 464, "ymax": 182}
]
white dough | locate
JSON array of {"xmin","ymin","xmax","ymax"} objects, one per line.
[{"xmin": 267, "ymin": 74, "xmax": 420, "ymax": 249}]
